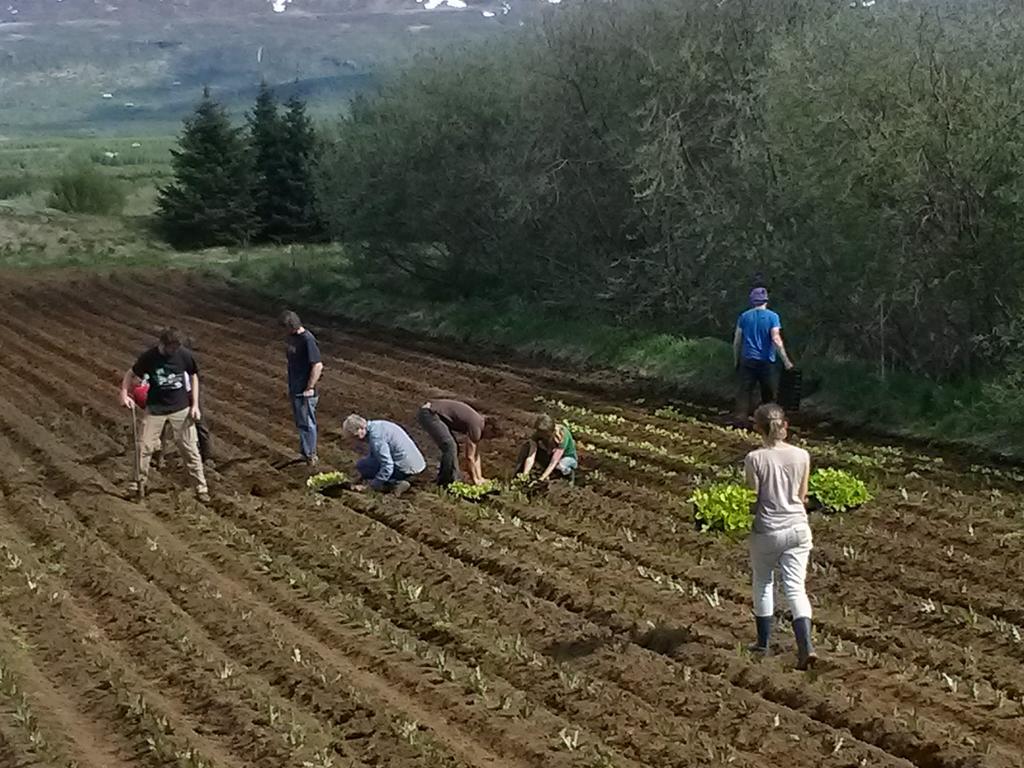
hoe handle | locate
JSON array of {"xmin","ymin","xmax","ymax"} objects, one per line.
[{"xmin": 130, "ymin": 405, "xmax": 142, "ymax": 489}]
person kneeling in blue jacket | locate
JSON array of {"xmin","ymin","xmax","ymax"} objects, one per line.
[{"xmin": 342, "ymin": 414, "xmax": 425, "ymax": 497}]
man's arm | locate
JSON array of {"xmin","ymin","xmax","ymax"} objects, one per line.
[
  {"xmin": 465, "ymin": 440, "xmax": 484, "ymax": 484},
  {"xmin": 519, "ymin": 443, "xmax": 537, "ymax": 476},
  {"xmin": 370, "ymin": 437, "xmax": 394, "ymax": 491},
  {"xmin": 733, "ymin": 327, "xmax": 743, "ymax": 368},
  {"xmin": 189, "ymin": 373, "xmax": 201, "ymax": 420},
  {"xmin": 770, "ymin": 327, "xmax": 794, "ymax": 370},
  {"xmin": 303, "ymin": 337, "xmax": 323, "ymax": 396},
  {"xmin": 119, "ymin": 368, "xmax": 140, "ymax": 408},
  {"xmin": 305, "ymin": 361, "xmax": 324, "ymax": 395},
  {"xmin": 538, "ymin": 447, "xmax": 565, "ymax": 482}
]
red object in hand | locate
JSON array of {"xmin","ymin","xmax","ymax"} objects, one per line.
[{"xmin": 131, "ymin": 382, "xmax": 149, "ymax": 409}]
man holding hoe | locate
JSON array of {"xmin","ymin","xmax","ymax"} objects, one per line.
[{"xmin": 119, "ymin": 327, "xmax": 209, "ymax": 502}]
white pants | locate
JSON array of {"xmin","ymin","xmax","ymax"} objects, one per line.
[{"xmin": 750, "ymin": 523, "xmax": 813, "ymax": 620}]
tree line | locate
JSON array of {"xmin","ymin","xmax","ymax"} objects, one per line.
[
  {"xmin": 162, "ymin": 0, "xmax": 1024, "ymax": 382},
  {"xmin": 157, "ymin": 84, "xmax": 322, "ymax": 249}
]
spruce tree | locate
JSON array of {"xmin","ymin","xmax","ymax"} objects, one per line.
[
  {"xmin": 281, "ymin": 95, "xmax": 323, "ymax": 242},
  {"xmin": 248, "ymin": 82, "xmax": 290, "ymax": 243},
  {"xmin": 157, "ymin": 88, "xmax": 256, "ymax": 249}
]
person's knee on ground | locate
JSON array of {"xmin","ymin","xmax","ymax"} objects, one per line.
[{"xmin": 556, "ymin": 456, "xmax": 577, "ymax": 477}]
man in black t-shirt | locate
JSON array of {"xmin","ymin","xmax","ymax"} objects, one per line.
[
  {"xmin": 281, "ymin": 310, "xmax": 324, "ymax": 466},
  {"xmin": 119, "ymin": 327, "xmax": 209, "ymax": 501}
]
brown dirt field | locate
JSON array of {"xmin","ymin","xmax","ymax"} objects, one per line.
[{"xmin": 0, "ymin": 270, "xmax": 1022, "ymax": 768}]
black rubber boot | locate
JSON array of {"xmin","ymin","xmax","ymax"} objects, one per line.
[
  {"xmin": 749, "ymin": 615, "xmax": 773, "ymax": 653},
  {"xmin": 793, "ymin": 617, "xmax": 818, "ymax": 670}
]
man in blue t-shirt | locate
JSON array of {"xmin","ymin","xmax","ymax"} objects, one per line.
[
  {"xmin": 733, "ymin": 287, "xmax": 794, "ymax": 422},
  {"xmin": 281, "ymin": 310, "xmax": 324, "ymax": 466}
]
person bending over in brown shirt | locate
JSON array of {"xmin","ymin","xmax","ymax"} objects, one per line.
[{"xmin": 417, "ymin": 399, "xmax": 502, "ymax": 486}]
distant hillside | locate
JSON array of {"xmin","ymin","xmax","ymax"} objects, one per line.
[
  {"xmin": 2, "ymin": 0, "xmax": 465, "ymax": 22},
  {"xmin": 0, "ymin": 0, "xmax": 559, "ymax": 134}
]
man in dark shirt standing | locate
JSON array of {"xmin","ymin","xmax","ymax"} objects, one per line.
[
  {"xmin": 417, "ymin": 399, "xmax": 502, "ymax": 486},
  {"xmin": 281, "ymin": 310, "xmax": 324, "ymax": 466},
  {"xmin": 119, "ymin": 327, "xmax": 209, "ymax": 502}
]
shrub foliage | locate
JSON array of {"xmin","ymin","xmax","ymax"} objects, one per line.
[
  {"xmin": 316, "ymin": 0, "xmax": 1024, "ymax": 379},
  {"xmin": 48, "ymin": 165, "xmax": 125, "ymax": 215}
]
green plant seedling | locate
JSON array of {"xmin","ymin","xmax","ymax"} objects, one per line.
[
  {"xmin": 446, "ymin": 480, "xmax": 499, "ymax": 502},
  {"xmin": 808, "ymin": 468, "xmax": 872, "ymax": 513},
  {"xmin": 689, "ymin": 483, "xmax": 755, "ymax": 535},
  {"xmin": 306, "ymin": 472, "xmax": 351, "ymax": 495}
]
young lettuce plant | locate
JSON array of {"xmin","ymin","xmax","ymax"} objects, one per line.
[
  {"xmin": 689, "ymin": 483, "xmax": 755, "ymax": 536},
  {"xmin": 808, "ymin": 468, "xmax": 873, "ymax": 513},
  {"xmin": 306, "ymin": 471, "xmax": 348, "ymax": 493},
  {"xmin": 445, "ymin": 480, "xmax": 499, "ymax": 501}
]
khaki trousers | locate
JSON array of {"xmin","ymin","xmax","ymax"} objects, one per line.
[
  {"xmin": 134, "ymin": 410, "xmax": 173, "ymax": 457},
  {"xmin": 139, "ymin": 408, "xmax": 208, "ymax": 494}
]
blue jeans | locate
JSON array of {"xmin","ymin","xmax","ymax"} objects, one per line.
[
  {"xmin": 356, "ymin": 456, "xmax": 411, "ymax": 488},
  {"xmin": 557, "ymin": 456, "xmax": 578, "ymax": 476},
  {"xmin": 291, "ymin": 394, "xmax": 318, "ymax": 459}
]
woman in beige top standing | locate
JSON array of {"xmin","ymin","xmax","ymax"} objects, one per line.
[{"xmin": 744, "ymin": 403, "xmax": 817, "ymax": 670}]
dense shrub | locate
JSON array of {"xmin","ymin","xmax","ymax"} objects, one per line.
[
  {"xmin": 0, "ymin": 175, "xmax": 40, "ymax": 199},
  {"xmin": 47, "ymin": 165, "xmax": 126, "ymax": 215},
  {"xmin": 317, "ymin": 0, "xmax": 1024, "ymax": 380}
]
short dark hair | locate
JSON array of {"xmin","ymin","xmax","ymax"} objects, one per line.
[
  {"xmin": 159, "ymin": 327, "xmax": 182, "ymax": 348},
  {"xmin": 533, "ymin": 413, "xmax": 556, "ymax": 440},
  {"xmin": 280, "ymin": 310, "xmax": 302, "ymax": 331}
]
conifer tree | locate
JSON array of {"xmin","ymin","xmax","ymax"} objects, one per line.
[
  {"xmin": 157, "ymin": 88, "xmax": 256, "ymax": 248},
  {"xmin": 248, "ymin": 82, "xmax": 290, "ymax": 242},
  {"xmin": 281, "ymin": 95, "xmax": 323, "ymax": 242}
]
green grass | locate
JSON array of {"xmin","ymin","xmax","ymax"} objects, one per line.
[
  {"xmin": 218, "ymin": 248, "xmax": 1024, "ymax": 459},
  {"xmin": 0, "ymin": 208, "xmax": 203, "ymax": 270},
  {"xmin": 0, "ymin": 135, "xmax": 174, "ymax": 217}
]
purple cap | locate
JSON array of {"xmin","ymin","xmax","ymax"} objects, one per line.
[{"xmin": 749, "ymin": 287, "xmax": 769, "ymax": 305}]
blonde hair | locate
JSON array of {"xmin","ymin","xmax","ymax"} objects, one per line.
[
  {"xmin": 342, "ymin": 414, "xmax": 367, "ymax": 437},
  {"xmin": 753, "ymin": 403, "xmax": 787, "ymax": 446}
]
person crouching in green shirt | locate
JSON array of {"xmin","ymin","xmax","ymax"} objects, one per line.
[{"xmin": 516, "ymin": 414, "xmax": 578, "ymax": 482}]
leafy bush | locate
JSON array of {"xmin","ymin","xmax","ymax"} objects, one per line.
[
  {"xmin": 690, "ymin": 483, "xmax": 756, "ymax": 535},
  {"xmin": 47, "ymin": 165, "xmax": 126, "ymax": 215},
  {"xmin": 0, "ymin": 175, "xmax": 40, "ymax": 199},
  {"xmin": 808, "ymin": 468, "xmax": 872, "ymax": 513},
  {"xmin": 306, "ymin": 471, "xmax": 348, "ymax": 493},
  {"xmin": 317, "ymin": 0, "xmax": 1024, "ymax": 380},
  {"xmin": 446, "ymin": 480, "xmax": 498, "ymax": 501}
]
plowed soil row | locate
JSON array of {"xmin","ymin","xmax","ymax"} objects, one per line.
[{"xmin": 0, "ymin": 270, "xmax": 1021, "ymax": 768}]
